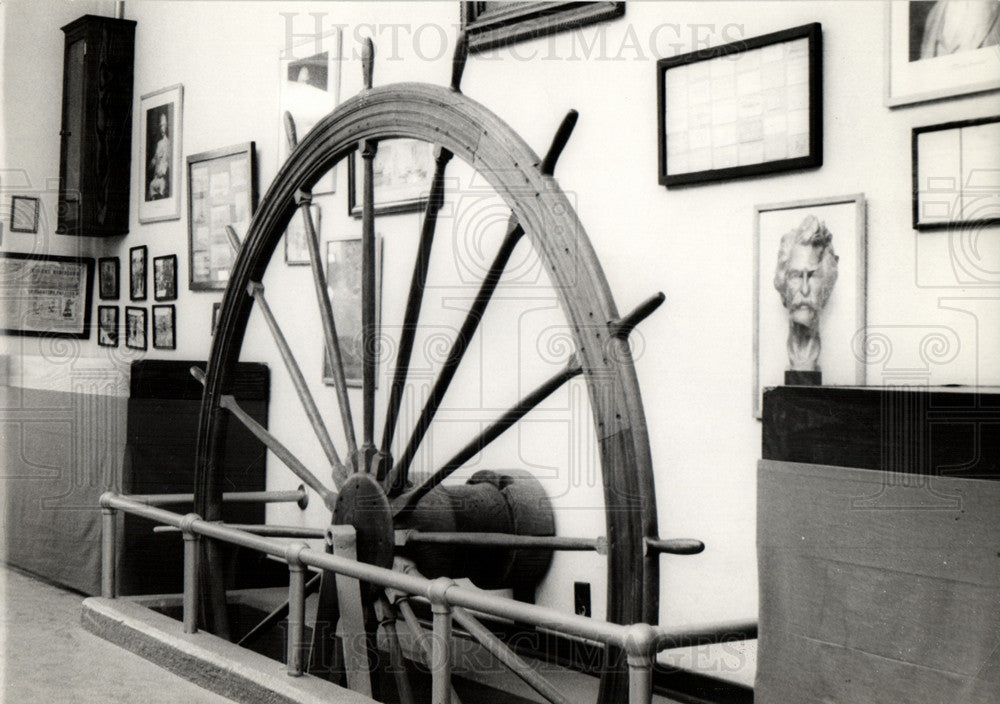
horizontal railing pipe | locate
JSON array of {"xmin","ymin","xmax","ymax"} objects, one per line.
[
  {"xmin": 153, "ymin": 523, "xmax": 326, "ymax": 539},
  {"xmin": 125, "ymin": 487, "xmax": 308, "ymax": 508}
]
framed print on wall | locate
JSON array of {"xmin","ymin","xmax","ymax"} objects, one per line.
[
  {"xmin": 125, "ymin": 306, "xmax": 147, "ymax": 350},
  {"xmin": 348, "ymin": 139, "xmax": 435, "ymax": 217},
  {"xmin": 98, "ymin": 257, "xmax": 120, "ymax": 299},
  {"xmin": 0, "ymin": 252, "xmax": 94, "ymax": 338},
  {"xmin": 153, "ymin": 254, "xmax": 178, "ymax": 301},
  {"xmin": 10, "ymin": 195, "xmax": 40, "ymax": 233},
  {"xmin": 753, "ymin": 193, "xmax": 867, "ymax": 418},
  {"xmin": 139, "ymin": 84, "xmax": 183, "ymax": 223},
  {"xmin": 187, "ymin": 142, "xmax": 257, "ymax": 291},
  {"xmin": 658, "ymin": 23, "xmax": 823, "ymax": 187},
  {"xmin": 129, "ymin": 245, "xmax": 147, "ymax": 301},
  {"xmin": 461, "ymin": 2, "xmax": 626, "ymax": 53},
  {"xmin": 152, "ymin": 304, "xmax": 176, "ymax": 350},
  {"xmin": 322, "ymin": 235, "xmax": 382, "ymax": 387},
  {"xmin": 97, "ymin": 305, "xmax": 119, "ymax": 347},
  {"xmin": 885, "ymin": 2, "xmax": 1000, "ymax": 107}
]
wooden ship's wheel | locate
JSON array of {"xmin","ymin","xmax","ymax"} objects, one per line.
[{"xmin": 193, "ymin": 35, "xmax": 699, "ymax": 703}]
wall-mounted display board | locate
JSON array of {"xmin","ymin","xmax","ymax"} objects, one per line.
[
  {"xmin": 658, "ymin": 23, "xmax": 822, "ymax": 187},
  {"xmin": 461, "ymin": 2, "xmax": 625, "ymax": 53},
  {"xmin": 0, "ymin": 252, "xmax": 94, "ymax": 338}
]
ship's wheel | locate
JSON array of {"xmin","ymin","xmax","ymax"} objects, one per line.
[{"xmin": 193, "ymin": 35, "xmax": 697, "ymax": 703}]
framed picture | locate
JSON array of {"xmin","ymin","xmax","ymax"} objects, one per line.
[
  {"xmin": 753, "ymin": 194, "xmax": 867, "ymax": 418},
  {"xmin": 285, "ymin": 204, "xmax": 321, "ymax": 265},
  {"xmin": 885, "ymin": 2, "xmax": 1000, "ymax": 107},
  {"xmin": 322, "ymin": 236, "xmax": 382, "ymax": 387},
  {"xmin": 153, "ymin": 254, "xmax": 178, "ymax": 300},
  {"xmin": 97, "ymin": 305, "xmax": 119, "ymax": 347},
  {"xmin": 278, "ymin": 28, "xmax": 341, "ymax": 193},
  {"xmin": 129, "ymin": 245, "xmax": 147, "ymax": 301},
  {"xmin": 0, "ymin": 252, "xmax": 94, "ymax": 338},
  {"xmin": 152, "ymin": 305, "xmax": 176, "ymax": 350},
  {"xmin": 10, "ymin": 195, "xmax": 40, "ymax": 233},
  {"xmin": 348, "ymin": 139, "xmax": 435, "ymax": 217},
  {"xmin": 125, "ymin": 306, "xmax": 147, "ymax": 350},
  {"xmin": 912, "ymin": 116, "xmax": 1000, "ymax": 231},
  {"xmin": 139, "ymin": 84, "xmax": 183, "ymax": 223},
  {"xmin": 187, "ymin": 142, "xmax": 257, "ymax": 291},
  {"xmin": 461, "ymin": 2, "xmax": 625, "ymax": 53},
  {"xmin": 98, "ymin": 257, "xmax": 120, "ymax": 300},
  {"xmin": 657, "ymin": 23, "xmax": 823, "ymax": 188},
  {"xmin": 211, "ymin": 301, "xmax": 222, "ymax": 336}
]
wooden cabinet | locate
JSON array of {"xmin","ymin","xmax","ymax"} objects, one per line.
[{"xmin": 57, "ymin": 15, "xmax": 135, "ymax": 237}]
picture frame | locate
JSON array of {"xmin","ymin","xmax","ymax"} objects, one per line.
[
  {"xmin": 657, "ymin": 23, "xmax": 823, "ymax": 188},
  {"xmin": 152, "ymin": 304, "xmax": 176, "ymax": 350},
  {"xmin": 0, "ymin": 252, "xmax": 94, "ymax": 338},
  {"xmin": 125, "ymin": 306, "xmax": 147, "ymax": 350},
  {"xmin": 885, "ymin": 2, "xmax": 1000, "ymax": 107},
  {"xmin": 187, "ymin": 142, "xmax": 257, "ymax": 291},
  {"xmin": 322, "ymin": 236, "xmax": 382, "ymax": 387},
  {"xmin": 98, "ymin": 257, "xmax": 120, "ymax": 300},
  {"xmin": 139, "ymin": 84, "xmax": 183, "ymax": 223},
  {"xmin": 97, "ymin": 305, "xmax": 119, "ymax": 347},
  {"xmin": 912, "ymin": 116, "xmax": 1000, "ymax": 231},
  {"xmin": 129, "ymin": 245, "xmax": 147, "ymax": 301},
  {"xmin": 285, "ymin": 204, "xmax": 321, "ymax": 265},
  {"xmin": 153, "ymin": 254, "xmax": 178, "ymax": 301},
  {"xmin": 753, "ymin": 193, "xmax": 867, "ymax": 418},
  {"xmin": 347, "ymin": 139, "xmax": 435, "ymax": 217},
  {"xmin": 461, "ymin": 2, "xmax": 626, "ymax": 53},
  {"xmin": 10, "ymin": 195, "xmax": 40, "ymax": 233},
  {"xmin": 278, "ymin": 28, "xmax": 341, "ymax": 193}
]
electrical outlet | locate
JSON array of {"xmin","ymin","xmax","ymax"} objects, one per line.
[{"xmin": 573, "ymin": 581, "xmax": 591, "ymax": 617}]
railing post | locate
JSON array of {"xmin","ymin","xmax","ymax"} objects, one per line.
[
  {"xmin": 427, "ymin": 577, "xmax": 455, "ymax": 704},
  {"xmin": 624, "ymin": 624, "xmax": 658, "ymax": 704},
  {"xmin": 179, "ymin": 513, "xmax": 201, "ymax": 634},
  {"xmin": 284, "ymin": 541, "xmax": 309, "ymax": 676},
  {"xmin": 99, "ymin": 492, "xmax": 117, "ymax": 599}
]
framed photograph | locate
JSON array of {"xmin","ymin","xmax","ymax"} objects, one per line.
[
  {"xmin": 152, "ymin": 305, "xmax": 176, "ymax": 350},
  {"xmin": 97, "ymin": 305, "xmax": 119, "ymax": 347},
  {"xmin": 322, "ymin": 236, "xmax": 382, "ymax": 387},
  {"xmin": 348, "ymin": 139, "xmax": 435, "ymax": 217},
  {"xmin": 153, "ymin": 254, "xmax": 178, "ymax": 300},
  {"xmin": 279, "ymin": 28, "xmax": 341, "ymax": 193},
  {"xmin": 0, "ymin": 252, "xmax": 94, "ymax": 338},
  {"xmin": 461, "ymin": 2, "xmax": 625, "ymax": 53},
  {"xmin": 10, "ymin": 195, "xmax": 40, "ymax": 233},
  {"xmin": 139, "ymin": 84, "xmax": 183, "ymax": 223},
  {"xmin": 187, "ymin": 142, "xmax": 257, "ymax": 291},
  {"xmin": 912, "ymin": 116, "xmax": 1000, "ymax": 231},
  {"xmin": 125, "ymin": 306, "xmax": 147, "ymax": 350},
  {"xmin": 129, "ymin": 245, "xmax": 147, "ymax": 301},
  {"xmin": 657, "ymin": 23, "xmax": 823, "ymax": 188},
  {"xmin": 753, "ymin": 194, "xmax": 867, "ymax": 418},
  {"xmin": 285, "ymin": 204, "xmax": 321, "ymax": 265},
  {"xmin": 885, "ymin": 2, "xmax": 1000, "ymax": 107},
  {"xmin": 98, "ymin": 257, "xmax": 120, "ymax": 300}
]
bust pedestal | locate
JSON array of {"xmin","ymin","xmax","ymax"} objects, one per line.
[{"xmin": 784, "ymin": 370, "xmax": 821, "ymax": 385}]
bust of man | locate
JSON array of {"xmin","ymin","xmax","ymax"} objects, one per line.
[{"xmin": 773, "ymin": 215, "xmax": 839, "ymax": 373}]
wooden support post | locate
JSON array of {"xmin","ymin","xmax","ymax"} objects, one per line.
[{"xmin": 328, "ymin": 525, "xmax": 372, "ymax": 697}]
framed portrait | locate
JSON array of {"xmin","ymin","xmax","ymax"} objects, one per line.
[
  {"xmin": 0, "ymin": 252, "xmax": 94, "ymax": 338},
  {"xmin": 278, "ymin": 28, "xmax": 341, "ymax": 193},
  {"xmin": 153, "ymin": 254, "xmax": 178, "ymax": 301},
  {"xmin": 658, "ymin": 23, "xmax": 823, "ymax": 188},
  {"xmin": 753, "ymin": 194, "xmax": 867, "ymax": 418},
  {"xmin": 10, "ymin": 195, "xmax": 40, "ymax": 233},
  {"xmin": 285, "ymin": 204, "xmax": 321, "ymax": 265},
  {"xmin": 187, "ymin": 142, "xmax": 257, "ymax": 291},
  {"xmin": 139, "ymin": 84, "xmax": 183, "ymax": 223},
  {"xmin": 152, "ymin": 305, "xmax": 176, "ymax": 350},
  {"xmin": 885, "ymin": 2, "xmax": 1000, "ymax": 107},
  {"xmin": 125, "ymin": 306, "xmax": 147, "ymax": 351},
  {"xmin": 461, "ymin": 2, "xmax": 625, "ymax": 53},
  {"xmin": 129, "ymin": 245, "xmax": 147, "ymax": 301},
  {"xmin": 322, "ymin": 236, "xmax": 382, "ymax": 387},
  {"xmin": 97, "ymin": 306, "xmax": 119, "ymax": 347},
  {"xmin": 912, "ymin": 116, "xmax": 1000, "ymax": 231},
  {"xmin": 98, "ymin": 257, "xmax": 120, "ymax": 300},
  {"xmin": 348, "ymin": 139, "xmax": 435, "ymax": 217}
]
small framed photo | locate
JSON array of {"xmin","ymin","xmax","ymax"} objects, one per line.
[
  {"xmin": 285, "ymin": 204, "xmax": 320, "ymax": 265},
  {"xmin": 912, "ymin": 116, "xmax": 1000, "ymax": 231},
  {"xmin": 152, "ymin": 304, "xmax": 176, "ymax": 350},
  {"xmin": 139, "ymin": 84, "xmax": 184, "ymax": 222},
  {"xmin": 753, "ymin": 193, "xmax": 867, "ymax": 418},
  {"xmin": 461, "ymin": 2, "xmax": 625, "ymax": 53},
  {"xmin": 97, "ymin": 306, "xmax": 119, "ymax": 347},
  {"xmin": 129, "ymin": 245, "xmax": 147, "ymax": 300},
  {"xmin": 125, "ymin": 306, "xmax": 147, "ymax": 350},
  {"xmin": 885, "ymin": 2, "xmax": 1000, "ymax": 107},
  {"xmin": 98, "ymin": 257, "xmax": 120, "ymax": 300},
  {"xmin": 10, "ymin": 195, "xmax": 40, "ymax": 233},
  {"xmin": 658, "ymin": 23, "xmax": 822, "ymax": 187},
  {"xmin": 153, "ymin": 254, "xmax": 178, "ymax": 300},
  {"xmin": 348, "ymin": 139, "xmax": 435, "ymax": 217},
  {"xmin": 322, "ymin": 235, "xmax": 382, "ymax": 387}
]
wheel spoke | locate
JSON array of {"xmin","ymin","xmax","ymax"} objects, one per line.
[
  {"xmin": 360, "ymin": 138, "xmax": 378, "ymax": 472},
  {"xmin": 376, "ymin": 597, "xmax": 417, "ymax": 704}
]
